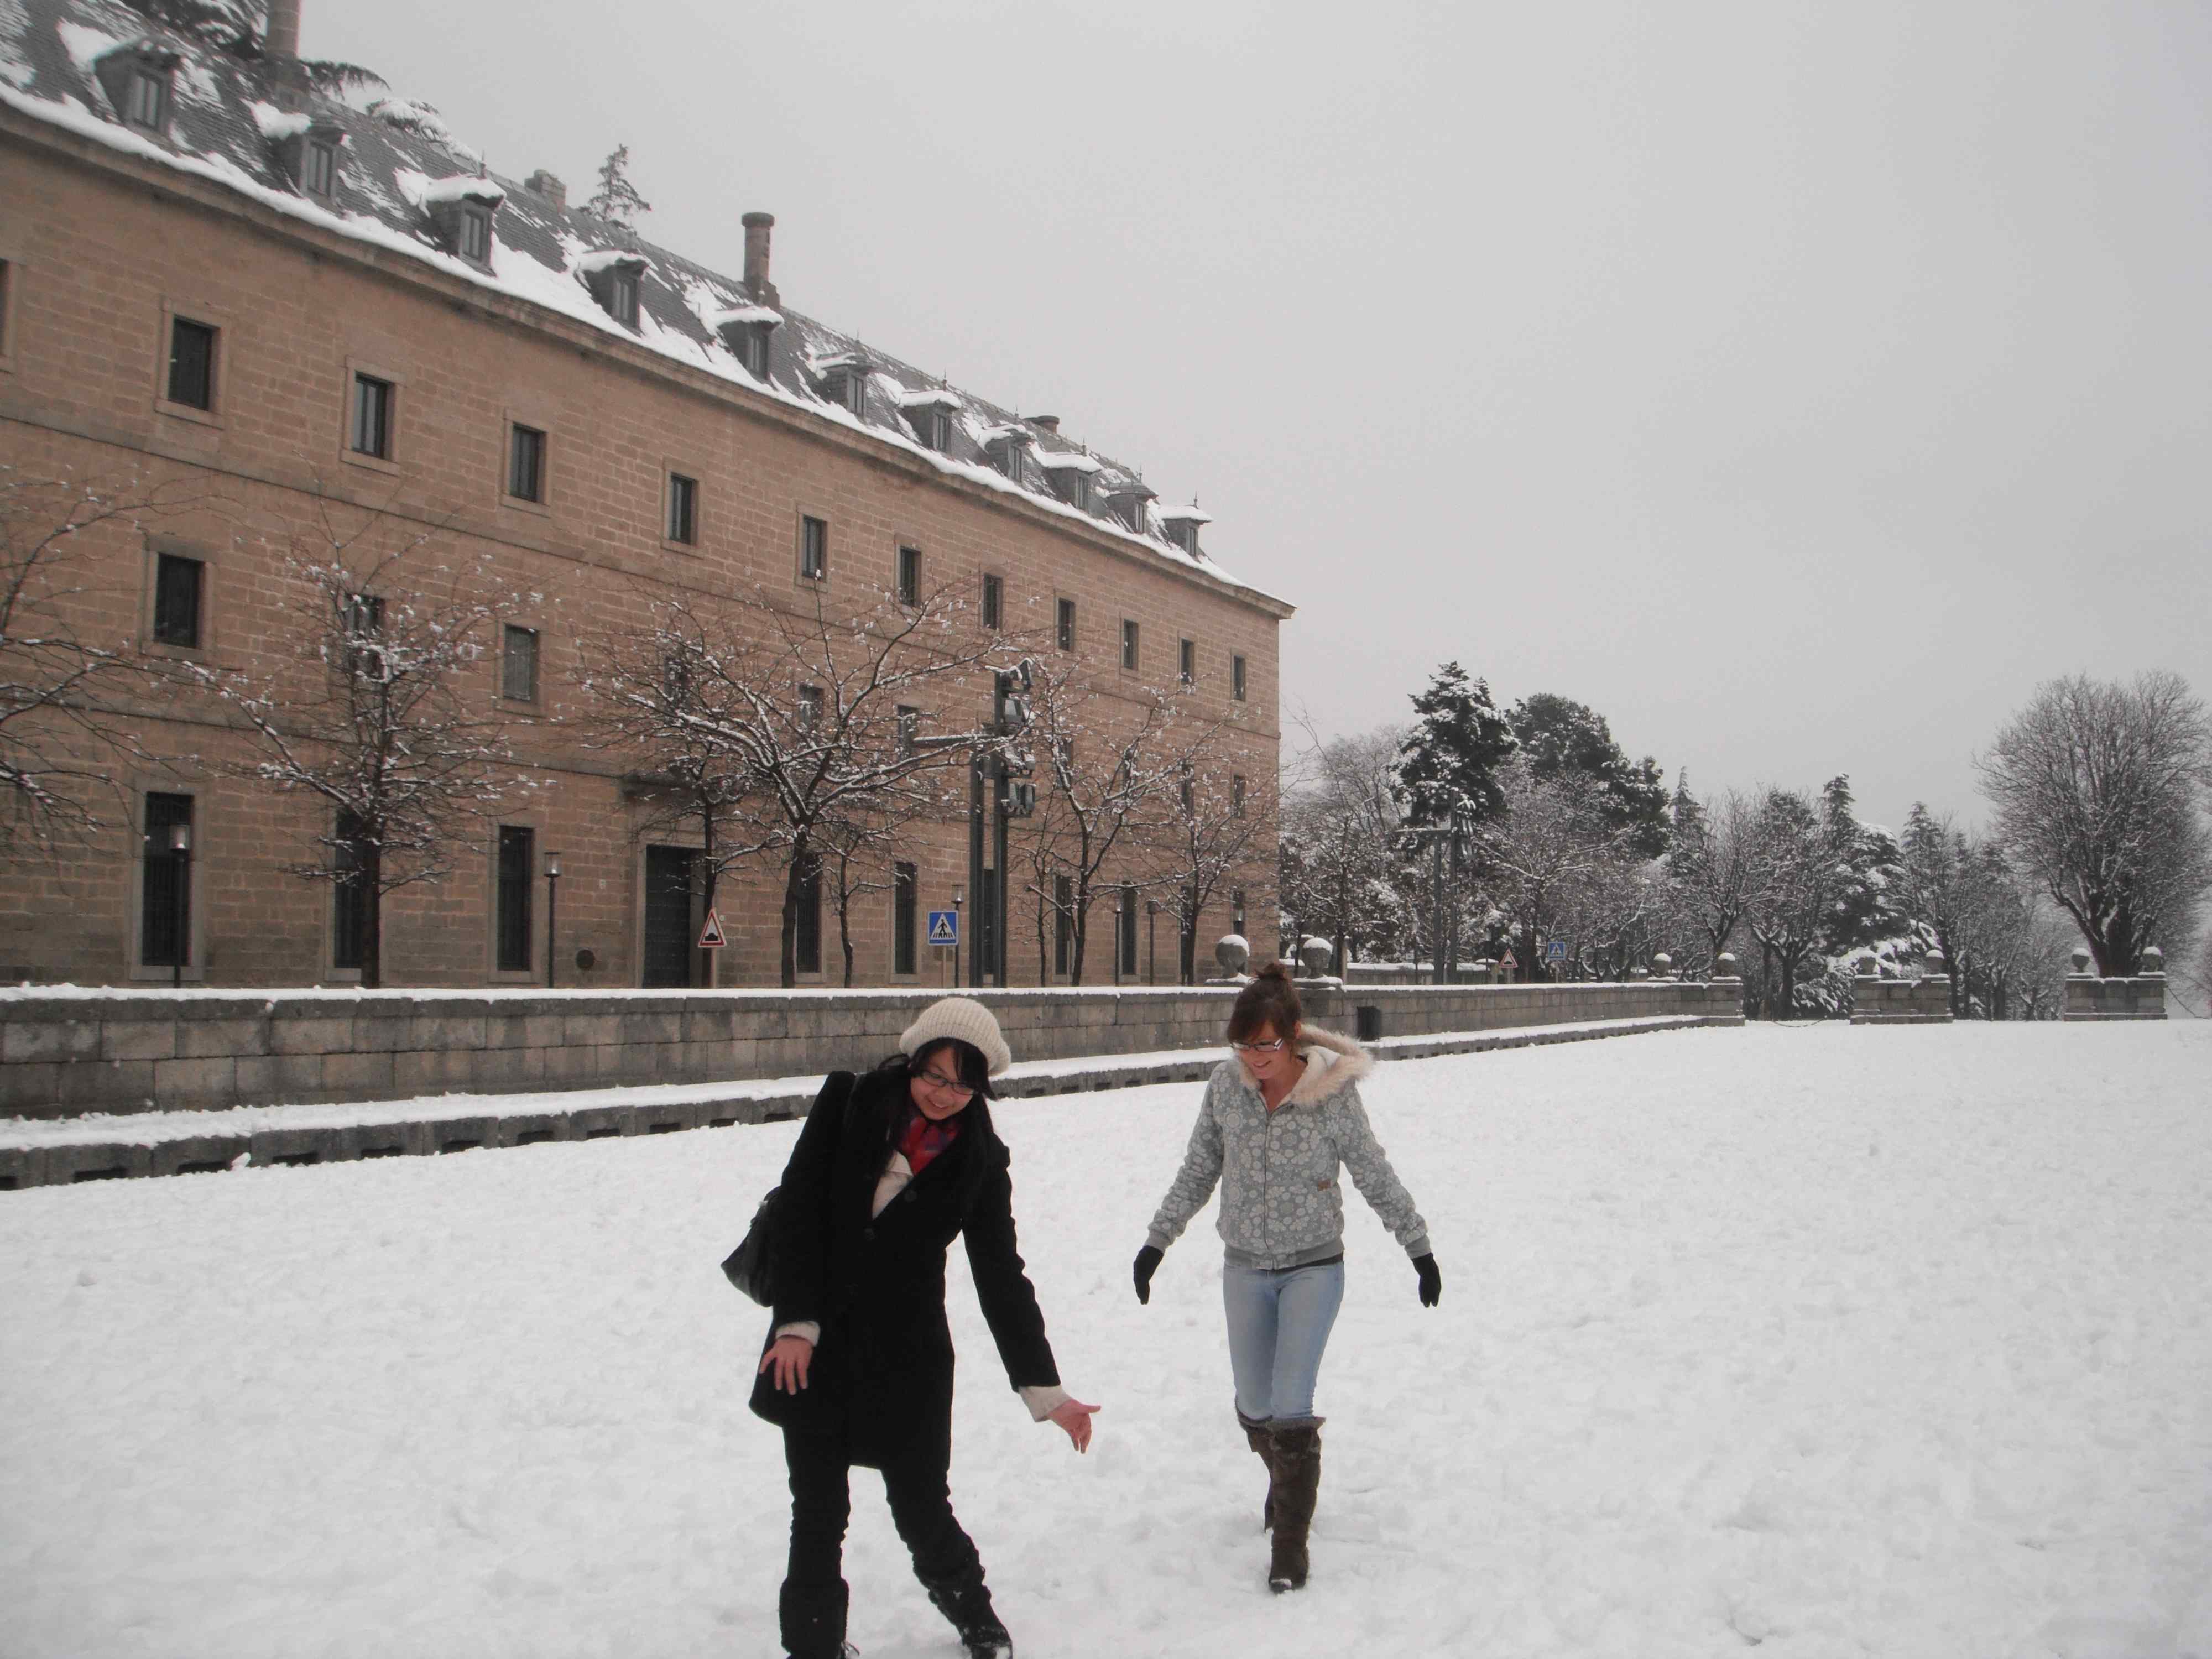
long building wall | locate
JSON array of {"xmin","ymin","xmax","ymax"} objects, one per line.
[
  {"xmin": 0, "ymin": 978, "xmax": 1745, "ymax": 1119},
  {"xmin": 0, "ymin": 112, "xmax": 1286, "ymax": 988}
]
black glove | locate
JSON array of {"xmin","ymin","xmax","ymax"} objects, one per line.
[
  {"xmin": 1413, "ymin": 1253, "xmax": 1442, "ymax": 1308},
  {"xmin": 1133, "ymin": 1245, "xmax": 1164, "ymax": 1305}
]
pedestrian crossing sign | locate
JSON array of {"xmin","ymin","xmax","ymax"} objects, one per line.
[
  {"xmin": 927, "ymin": 910, "xmax": 959, "ymax": 947},
  {"xmin": 697, "ymin": 910, "xmax": 727, "ymax": 949}
]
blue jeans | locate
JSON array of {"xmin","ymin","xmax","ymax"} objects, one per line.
[{"xmin": 1222, "ymin": 1258, "xmax": 1345, "ymax": 1425}]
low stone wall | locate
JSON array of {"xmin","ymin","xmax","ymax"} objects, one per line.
[
  {"xmin": 1850, "ymin": 971, "xmax": 1953, "ymax": 1024},
  {"xmin": 2063, "ymin": 975, "xmax": 2168, "ymax": 1020},
  {"xmin": 0, "ymin": 977, "xmax": 1743, "ymax": 1120}
]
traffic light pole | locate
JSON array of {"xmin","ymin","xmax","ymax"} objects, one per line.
[{"xmin": 958, "ymin": 658, "xmax": 1037, "ymax": 990}]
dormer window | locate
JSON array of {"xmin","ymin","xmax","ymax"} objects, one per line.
[
  {"xmin": 710, "ymin": 305, "xmax": 782, "ymax": 379},
  {"xmin": 260, "ymin": 108, "xmax": 348, "ymax": 203},
  {"xmin": 813, "ymin": 356, "xmax": 869, "ymax": 415},
  {"xmin": 1157, "ymin": 504, "xmax": 1212, "ymax": 558},
  {"xmin": 1037, "ymin": 450, "xmax": 1102, "ymax": 513},
  {"xmin": 576, "ymin": 249, "xmax": 648, "ymax": 327},
  {"xmin": 94, "ymin": 41, "xmax": 181, "ymax": 138},
  {"xmin": 421, "ymin": 175, "xmax": 506, "ymax": 270},
  {"xmin": 983, "ymin": 427, "xmax": 1031, "ymax": 482},
  {"xmin": 301, "ymin": 137, "xmax": 337, "ymax": 199},
  {"xmin": 1104, "ymin": 484, "xmax": 1156, "ymax": 536},
  {"xmin": 894, "ymin": 388, "xmax": 960, "ymax": 453}
]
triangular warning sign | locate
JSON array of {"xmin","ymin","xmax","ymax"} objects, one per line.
[
  {"xmin": 697, "ymin": 910, "xmax": 728, "ymax": 949},
  {"xmin": 928, "ymin": 911, "xmax": 958, "ymax": 946}
]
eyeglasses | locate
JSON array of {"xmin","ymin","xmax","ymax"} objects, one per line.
[
  {"xmin": 1229, "ymin": 1039, "xmax": 1286, "ymax": 1054},
  {"xmin": 916, "ymin": 1068, "xmax": 975, "ymax": 1100}
]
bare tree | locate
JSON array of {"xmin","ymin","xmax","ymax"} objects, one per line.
[
  {"xmin": 1741, "ymin": 776, "xmax": 1900, "ymax": 1018},
  {"xmin": 1469, "ymin": 759, "xmax": 1624, "ymax": 980},
  {"xmin": 1015, "ymin": 660, "xmax": 1186, "ymax": 983},
  {"xmin": 1979, "ymin": 671, "xmax": 2212, "ymax": 975},
  {"xmin": 0, "ymin": 471, "xmax": 202, "ymax": 863},
  {"xmin": 1279, "ymin": 718, "xmax": 1410, "ymax": 972},
  {"xmin": 582, "ymin": 581, "xmax": 1006, "ymax": 987},
  {"xmin": 1665, "ymin": 779, "xmax": 1755, "ymax": 977},
  {"xmin": 1144, "ymin": 733, "xmax": 1277, "ymax": 984},
  {"xmin": 192, "ymin": 502, "xmax": 525, "ymax": 987}
]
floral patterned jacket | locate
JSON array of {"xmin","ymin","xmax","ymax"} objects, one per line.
[{"xmin": 1145, "ymin": 1026, "xmax": 1430, "ymax": 1270}]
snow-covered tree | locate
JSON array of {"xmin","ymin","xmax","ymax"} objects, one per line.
[
  {"xmin": 1508, "ymin": 692, "xmax": 1670, "ymax": 858},
  {"xmin": 1978, "ymin": 671, "xmax": 2212, "ymax": 976},
  {"xmin": 1665, "ymin": 776, "xmax": 1755, "ymax": 976},
  {"xmin": 582, "ymin": 580, "xmax": 1005, "ymax": 987},
  {"xmin": 1394, "ymin": 661, "xmax": 1516, "ymax": 830},
  {"xmin": 1469, "ymin": 759, "xmax": 1626, "ymax": 981},
  {"xmin": 1, "ymin": 471, "xmax": 199, "ymax": 865},
  {"xmin": 586, "ymin": 144, "xmax": 652, "ymax": 232},
  {"xmin": 1144, "ymin": 734, "xmax": 1277, "ymax": 984},
  {"xmin": 119, "ymin": 2, "xmax": 391, "ymax": 97},
  {"xmin": 1278, "ymin": 722, "xmax": 1411, "ymax": 972},
  {"xmin": 1741, "ymin": 776, "xmax": 1901, "ymax": 1017},
  {"xmin": 191, "ymin": 504, "xmax": 527, "ymax": 987}
]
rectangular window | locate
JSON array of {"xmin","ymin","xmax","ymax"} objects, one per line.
[
  {"xmin": 139, "ymin": 792, "xmax": 193, "ymax": 968},
  {"xmin": 1233, "ymin": 775, "xmax": 1246, "ymax": 818},
  {"xmin": 896, "ymin": 545, "xmax": 921, "ymax": 606},
  {"xmin": 667, "ymin": 473, "xmax": 698, "ymax": 544},
  {"xmin": 0, "ymin": 260, "xmax": 12, "ymax": 359},
  {"xmin": 459, "ymin": 206, "xmax": 491, "ymax": 264},
  {"xmin": 981, "ymin": 572, "xmax": 1003, "ymax": 630},
  {"xmin": 495, "ymin": 826, "xmax": 534, "ymax": 973},
  {"xmin": 152, "ymin": 552, "xmax": 203, "ymax": 648},
  {"xmin": 896, "ymin": 705, "xmax": 919, "ymax": 756},
  {"xmin": 302, "ymin": 139, "xmax": 336, "ymax": 199},
  {"xmin": 797, "ymin": 683, "xmax": 822, "ymax": 726},
  {"xmin": 1056, "ymin": 597, "xmax": 1076, "ymax": 653},
  {"xmin": 342, "ymin": 592, "xmax": 384, "ymax": 679},
  {"xmin": 893, "ymin": 861, "xmax": 918, "ymax": 976},
  {"xmin": 502, "ymin": 625, "xmax": 539, "ymax": 703},
  {"xmin": 1180, "ymin": 775, "xmax": 1195, "ymax": 817},
  {"xmin": 801, "ymin": 515, "xmax": 828, "ymax": 581},
  {"xmin": 1054, "ymin": 874, "xmax": 1074, "ymax": 977},
  {"xmin": 611, "ymin": 268, "xmax": 639, "ymax": 327},
  {"xmin": 1233, "ymin": 889, "xmax": 1248, "ymax": 937},
  {"xmin": 741, "ymin": 329, "xmax": 770, "ymax": 378},
  {"xmin": 1180, "ymin": 639, "xmax": 1196, "ymax": 687},
  {"xmin": 126, "ymin": 67, "xmax": 169, "ymax": 131},
  {"xmin": 795, "ymin": 853, "xmax": 822, "ymax": 975},
  {"xmin": 1118, "ymin": 885, "xmax": 1139, "ymax": 978},
  {"xmin": 507, "ymin": 422, "xmax": 545, "ymax": 503},
  {"xmin": 332, "ymin": 808, "xmax": 370, "ymax": 971},
  {"xmin": 1233, "ymin": 654, "xmax": 1248, "ymax": 702},
  {"xmin": 1121, "ymin": 619, "xmax": 1140, "ymax": 672},
  {"xmin": 167, "ymin": 317, "xmax": 215, "ymax": 411},
  {"xmin": 351, "ymin": 372, "xmax": 393, "ymax": 458}
]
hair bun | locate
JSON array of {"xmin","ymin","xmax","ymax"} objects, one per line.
[{"xmin": 1257, "ymin": 961, "xmax": 1293, "ymax": 984}]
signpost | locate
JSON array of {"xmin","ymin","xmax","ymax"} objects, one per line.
[
  {"xmin": 698, "ymin": 910, "xmax": 727, "ymax": 950},
  {"xmin": 1545, "ymin": 939, "xmax": 1568, "ymax": 961},
  {"xmin": 927, "ymin": 911, "xmax": 959, "ymax": 948}
]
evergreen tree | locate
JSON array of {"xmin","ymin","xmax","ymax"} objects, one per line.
[
  {"xmin": 1508, "ymin": 692, "xmax": 1670, "ymax": 856},
  {"xmin": 587, "ymin": 145, "xmax": 653, "ymax": 232},
  {"xmin": 1393, "ymin": 662, "xmax": 1516, "ymax": 829}
]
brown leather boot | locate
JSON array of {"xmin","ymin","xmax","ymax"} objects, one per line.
[
  {"xmin": 1266, "ymin": 1420, "xmax": 1323, "ymax": 1592},
  {"xmin": 1238, "ymin": 1411, "xmax": 1278, "ymax": 1530}
]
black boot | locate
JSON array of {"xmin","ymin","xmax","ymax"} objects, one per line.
[
  {"xmin": 778, "ymin": 1579, "xmax": 857, "ymax": 1658},
  {"xmin": 921, "ymin": 1566, "xmax": 1014, "ymax": 1659},
  {"xmin": 1238, "ymin": 1411, "xmax": 1278, "ymax": 1531},
  {"xmin": 1266, "ymin": 1420, "xmax": 1323, "ymax": 1593}
]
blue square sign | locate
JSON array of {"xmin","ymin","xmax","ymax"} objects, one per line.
[{"xmin": 927, "ymin": 910, "xmax": 959, "ymax": 947}]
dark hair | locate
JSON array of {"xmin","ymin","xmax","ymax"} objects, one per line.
[
  {"xmin": 878, "ymin": 1036, "xmax": 997, "ymax": 1101},
  {"xmin": 1227, "ymin": 962, "xmax": 1301, "ymax": 1044}
]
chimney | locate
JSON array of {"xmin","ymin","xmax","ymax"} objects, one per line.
[
  {"xmin": 264, "ymin": 0, "xmax": 302, "ymax": 63},
  {"xmin": 525, "ymin": 169, "xmax": 568, "ymax": 210},
  {"xmin": 742, "ymin": 211, "xmax": 779, "ymax": 307},
  {"xmin": 1026, "ymin": 415, "xmax": 1060, "ymax": 435}
]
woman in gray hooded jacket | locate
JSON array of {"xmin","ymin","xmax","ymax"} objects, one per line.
[{"xmin": 1133, "ymin": 963, "xmax": 1440, "ymax": 1593}]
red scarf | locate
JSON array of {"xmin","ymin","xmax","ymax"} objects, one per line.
[{"xmin": 898, "ymin": 1102, "xmax": 963, "ymax": 1177}]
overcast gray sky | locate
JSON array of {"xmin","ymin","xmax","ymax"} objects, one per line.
[{"xmin": 315, "ymin": 0, "xmax": 2210, "ymax": 833}]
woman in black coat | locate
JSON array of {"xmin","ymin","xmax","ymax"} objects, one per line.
[{"xmin": 751, "ymin": 997, "xmax": 1097, "ymax": 1659}]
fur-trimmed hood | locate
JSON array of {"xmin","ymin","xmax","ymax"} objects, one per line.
[{"xmin": 1234, "ymin": 1024, "xmax": 1373, "ymax": 1109}]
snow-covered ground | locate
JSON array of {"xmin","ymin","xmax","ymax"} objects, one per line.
[{"xmin": 3, "ymin": 1023, "xmax": 2208, "ymax": 1659}]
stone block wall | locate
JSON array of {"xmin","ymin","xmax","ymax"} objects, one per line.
[
  {"xmin": 1850, "ymin": 971, "xmax": 1954, "ymax": 1024},
  {"xmin": 2062, "ymin": 975, "xmax": 2168, "ymax": 1020},
  {"xmin": 0, "ymin": 977, "xmax": 1741, "ymax": 1119}
]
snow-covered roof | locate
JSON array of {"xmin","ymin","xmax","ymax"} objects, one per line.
[
  {"xmin": 1034, "ymin": 450, "xmax": 1103, "ymax": 473},
  {"xmin": 0, "ymin": 0, "xmax": 1286, "ymax": 610},
  {"xmin": 706, "ymin": 304, "xmax": 782, "ymax": 330},
  {"xmin": 247, "ymin": 101, "xmax": 311, "ymax": 140},
  {"xmin": 1157, "ymin": 503, "xmax": 1214, "ymax": 524},
  {"xmin": 572, "ymin": 245, "xmax": 644, "ymax": 273}
]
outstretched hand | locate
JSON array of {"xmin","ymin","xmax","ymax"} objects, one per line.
[
  {"xmin": 1048, "ymin": 1396, "xmax": 1101, "ymax": 1453},
  {"xmin": 758, "ymin": 1333, "xmax": 814, "ymax": 1392},
  {"xmin": 1132, "ymin": 1245, "xmax": 1163, "ymax": 1305},
  {"xmin": 1413, "ymin": 1253, "xmax": 1442, "ymax": 1308}
]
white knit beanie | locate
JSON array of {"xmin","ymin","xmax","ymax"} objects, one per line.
[{"xmin": 899, "ymin": 996, "xmax": 1013, "ymax": 1077}]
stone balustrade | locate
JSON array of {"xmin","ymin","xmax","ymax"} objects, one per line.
[
  {"xmin": 2062, "ymin": 947, "xmax": 2169, "ymax": 1021},
  {"xmin": 1850, "ymin": 952, "xmax": 1955, "ymax": 1024}
]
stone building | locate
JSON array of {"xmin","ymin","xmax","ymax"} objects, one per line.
[{"xmin": 0, "ymin": 0, "xmax": 1288, "ymax": 989}]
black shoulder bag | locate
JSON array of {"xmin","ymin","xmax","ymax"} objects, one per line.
[{"xmin": 720, "ymin": 1073, "xmax": 855, "ymax": 1307}]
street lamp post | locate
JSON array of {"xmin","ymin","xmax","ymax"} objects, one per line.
[
  {"xmin": 1146, "ymin": 899, "xmax": 1159, "ymax": 987},
  {"xmin": 952, "ymin": 888, "xmax": 964, "ymax": 990},
  {"xmin": 544, "ymin": 851, "xmax": 562, "ymax": 988},
  {"xmin": 166, "ymin": 822, "xmax": 191, "ymax": 989}
]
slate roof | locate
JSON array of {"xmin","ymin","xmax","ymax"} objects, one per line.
[{"xmin": 0, "ymin": 0, "xmax": 1274, "ymax": 602}]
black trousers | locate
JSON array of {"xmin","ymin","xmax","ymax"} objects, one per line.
[{"xmin": 782, "ymin": 1426, "xmax": 984, "ymax": 1593}]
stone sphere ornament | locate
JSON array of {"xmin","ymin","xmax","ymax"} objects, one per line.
[
  {"xmin": 1298, "ymin": 936, "xmax": 1334, "ymax": 978},
  {"xmin": 1214, "ymin": 933, "xmax": 1250, "ymax": 975}
]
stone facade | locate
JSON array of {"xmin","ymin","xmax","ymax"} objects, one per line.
[
  {"xmin": 0, "ymin": 79, "xmax": 1285, "ymax": 990},
  {"xmin": 0, "ymin": 977, "xmax": 1746, "ymax": 1120}
]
